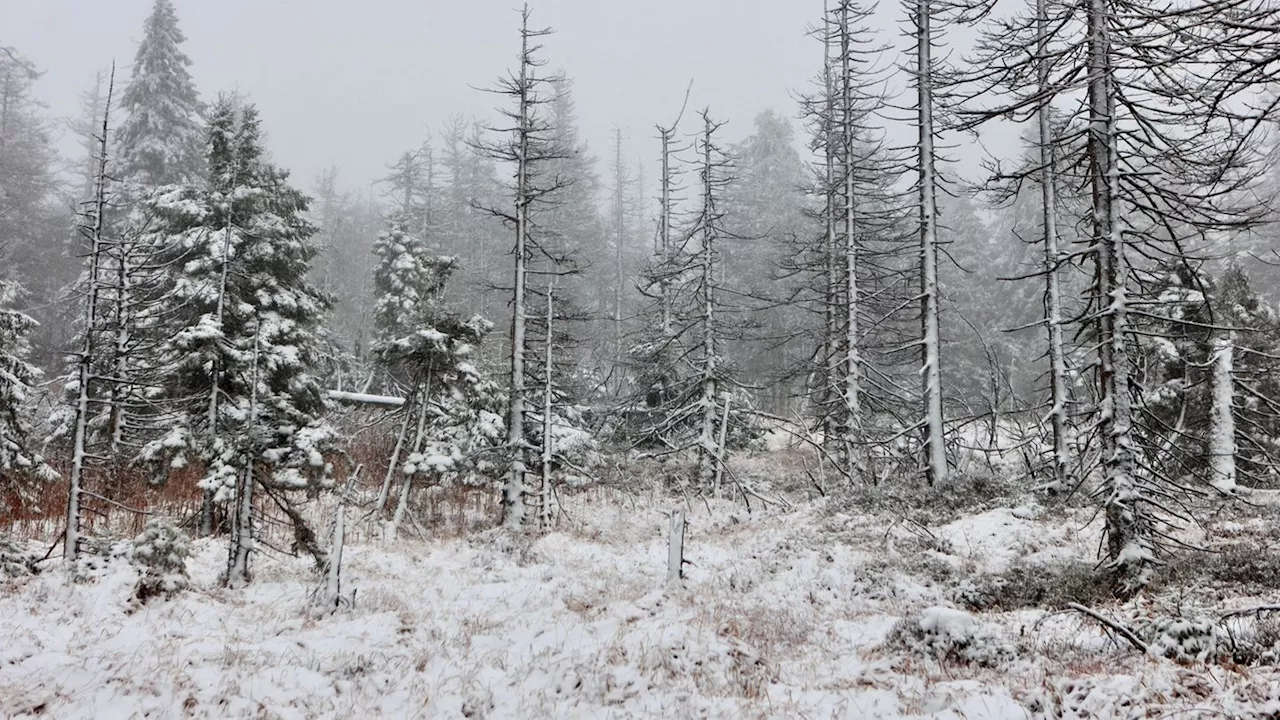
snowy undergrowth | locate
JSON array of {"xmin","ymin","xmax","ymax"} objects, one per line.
[{"xmin": 2, "ymin": 488, "xmax": 1279, "ymax": 719}]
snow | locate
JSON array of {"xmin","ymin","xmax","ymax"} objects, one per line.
[
  {"xmin": 919, "ymin": 606, "xmax": 977, "ymax": 637},
  {"xmin": 2, "ymin": 490, "xmax": 1279, "ymax": 718}
]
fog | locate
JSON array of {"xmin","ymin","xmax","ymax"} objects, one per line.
[{"xmin": 5, "ymin": 0, "xmax": 880, "ymax": 189}]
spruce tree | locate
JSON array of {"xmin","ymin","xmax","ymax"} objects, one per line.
[
  {"xmin": 370, "ymin": 221, "xmax": 502, "ymax": 535},
  {"xmin": 0, "ymin": 281, "xmax": 57, "ymax": 512},
  {"xmin": 0, "ymin": 47, "xmax": 65, "ymax": 373},
  {"xmin": 139, "ymin": 97, "xmax": 335, "ymax": 580},
  {"xmin": 115, "ymin": 0, "xmax": 204, "ymax": 187}
]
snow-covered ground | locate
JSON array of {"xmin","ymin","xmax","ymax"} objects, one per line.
[{"xmin": 3, "ymin": 484, "xmax": 1280, "ymax": 719}]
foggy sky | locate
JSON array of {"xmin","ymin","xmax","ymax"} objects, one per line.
[{"xmin": 4, "ymin": 0, "xmax": 990, "ymax": 196}]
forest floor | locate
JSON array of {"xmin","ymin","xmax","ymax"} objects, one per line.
[{"xmin": 3, "ymin": 457, "xmax": 1280, "ymax": 719}]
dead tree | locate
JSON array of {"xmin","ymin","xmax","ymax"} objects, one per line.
[
  {"xmin": 472, "ymin": 5, "xmax": 573, "ymax": 531},
  {"xmin": 65, "ymin": 67, "xmax": 116, "ymax": 563},
  {"xmin": 955, "ymin": 0, "xmax": 1280, "ymax": 594}
]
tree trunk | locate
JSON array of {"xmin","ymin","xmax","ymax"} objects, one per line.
[
  {"xmin": 539, "ymin": 283, "xmax": 555, "ymax": 531},
  {"xmin": 1037, "ymin": 0, "xmax": 1069, "ymax": 492},
  {"xmin": 1089, "ymin": 0, "xmax": 1149, "ymax": 595},
  {"xmin": 1209, "ymin": 333, "xmax": 1237, "ymax": 494},
  {"xmin": 696, "ymin": 115, "xmax": 720, "ymax": 488},
  {"xmin": 226, "ymin": 327, "xmax": 261, "ymax": 588},
  {"xmin": 65, "ymin": 68, "xmax": 116, "ymax": 564},
  {"xmin": 375, "ymin": 404, "xmax": 413, "ymax": 516},
  {"xmin": 838, "ymin": 2, "xmax": 865, "ymax": 481},
  {"xmin": 916, "ymin": 0, "xmax": 947, "ymax": 485},
  {"xmin": 503, "ymin": 14, "xmax": 534, "ymax": 531}
]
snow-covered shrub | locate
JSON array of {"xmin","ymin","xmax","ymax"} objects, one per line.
[
  {"xmin": 835, "ymin": 470, "xmax": 1025, "ymax": 524},
  {"xmin": 884, "ymin": 606, "xmax": 1016, "ymax": 667},
  {"xmin": 129, "ymin": 518, "xmax": 191, "ymax": 601},
  {"xmin": 0, "ymin": 534, "xmax": 38, "ymax": 581},
  {"xmin": 1142, "ymin": 614, "xmax": 1225, "ymax": 663},
  {"xmin": 74, "ymin": 532, "xmax": 130, "ymax": 581},
  {"xmin": 953, "ymin": 560, "xmax": 1112, "ymax": 611},
  {"xmin": 1206, "ymin": 543, "xmax": 1280, "ymax": 589},
  {"xmin": 1227, "ymin": 615, "xmax": 1280, "ymax": 666}
]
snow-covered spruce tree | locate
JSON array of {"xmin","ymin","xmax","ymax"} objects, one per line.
[
  {"xmin": 129, "ymin": 517, "xmax": 191, "ymax": 602},
  {"xmin": 0, "ymin": 47, "xmax": 67, "ymax": 374},
  {"xmin": 0, "ymin": 49, "xmax": 60, "ymax": 511},
  {"xmin": 79, "ymin": 0, "xmax": 205, "ymax": 473},
  {"xmin": 723, "ymin": 110, "xmax": 808, "ymax": 417},
  {"xmin": 369, "ymin": 212, "xmax": 503, "ymax": 536},
  {"xmin": 138, "ymin": 97, "xmax": 336, "ymax": 585},
  {"xmin": 115, "ymin": 0, "xmax": 204, "ymax": 188},
  {"xmin": 956, "ymin": 0, "xmax": 1279, "ymax": 594},
  {"xmin": 0, "ymin": 280, "xmax": 58, "ymax": 515}
]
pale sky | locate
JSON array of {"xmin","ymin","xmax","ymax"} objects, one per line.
[{"xmin": 4, "ymin": 0, "xmax": 992, "ymax": 195}]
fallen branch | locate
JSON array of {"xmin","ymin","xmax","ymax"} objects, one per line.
[
  {"xmin": 327, "ymin": 390, "xmax": 405, "ymax": 408},
  {"xmin": 1219, "ymin": 605, "xmax": 1280, "ymax": 621},
  {"xmin": 1066, "ymin": 603, "xmax": 1151, "ymax": 655}
]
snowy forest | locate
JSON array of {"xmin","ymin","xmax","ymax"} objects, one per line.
[{"xmin": 4, "ymin": 0, "xmax": 1280, "ymax": 716}]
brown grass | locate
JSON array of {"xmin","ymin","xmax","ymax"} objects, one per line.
[{"xmin": 3, "ymin": 463, "xmax": 205, "ymax": 542}]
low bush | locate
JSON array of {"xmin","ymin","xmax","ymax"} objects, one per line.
[
  {"xmin": 884, "ymin": 606, "xmax": 1016, "ymax": 667},
  {"xmin": 954, "ymin": 559, "xmax": 1113, "ymax": 611},
  {"xmin": 0, "ymin": 534, "xmax": 38, "ymax": 581},
  {"xmin": 129, "ymin": 518, "xmax": 191, "ymax": 602}
]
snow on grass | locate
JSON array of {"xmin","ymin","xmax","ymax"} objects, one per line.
[{"xmin": 2, "ymin": 488, "xmax": 1279, "ymax": 718}]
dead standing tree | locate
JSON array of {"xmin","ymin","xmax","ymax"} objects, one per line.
[
  {"xmin": 473, "ymin": 5, "xmax": 574, "ymax": 531},
  {"xmin": 64, "ymin": 67, "xmax": 118, "ymax": 563},
  {"xmin": 954, "ymin": 0, "xmax": 1280, "ymax": 594}
]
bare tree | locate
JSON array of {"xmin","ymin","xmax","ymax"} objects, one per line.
[
  {"xmin": 956, "ymin": 0, "xmax": 1280, "ymax": 593},
  {"xmin": 65, "ymin": 67, "xmax": 116, "ymax": 563},
  {"xmin": 473, "ymin": 5, "xmax": 573, "ymax": 531}
]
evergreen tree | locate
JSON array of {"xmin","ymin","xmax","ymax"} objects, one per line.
[
  {"xmin": 725, "ymin": 110, "xmax": 808, "ymax": 414},
  {"xmin": 0, "ymin": 280, "xmax": 57, "ymax": 513},
  {"xmin": 370, "ymin": 224, "xmax": 503, "ymax": 534},
  {"xmin": 310, "ymin": 167, "xmax": 380, "ymax": 364},
  {"xmin": 473, "ymin": 7, "xmax": 595, "ymax": 529},
  {"xmin": 958, "ymin": 0, "xmax": 1278, "ymax": 593},
  {"xmin": 139, "ymin": 97, "xmax": 335, "ymax": 579},
  {"xmin": 1140, "ymin": 263, "xmax": 1280, "ymax": 492},
  {"xmin": 438, "ymin": 118, "xmax": 505, "ymax": 320},
  {"xmin": 115, "ymin": 0, "xmax": 204, "ymax": 187},
  {"xmin": 0, "ymin": 47, "xmax": 65, "ymax": 372}
]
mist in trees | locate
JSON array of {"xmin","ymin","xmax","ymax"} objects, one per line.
[{"xmin": 4, "ymin": 0, "xmax": 1280, "ymax": 606}]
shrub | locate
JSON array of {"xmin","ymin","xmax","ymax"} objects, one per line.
[
  {"xmin": 0, "ymin": 534, "xmax": 38, "ymax": 581},
  {"xmin": 835, "ymin": 470, "xmax": 1026, "ymax": 524},
  {"xmin": 129, "ymin": 518, "xmax": 191, "ymax": 602},
  {"xmin": 954, "ymin": 560, "xmax": 1112, "ymax": 611},
  {"xmin": 884, "ymin": 606, "xmax": 1016, "ymax": 667},
  {"xmin": 1138, "ymin": 614, "xmax": 1226, "ymax": 664},
  {"xmin": 74, "ymin": 532, "xmax": 130, "ymax": 581},
  {"xmin": 1226, "ymin": 614, "xmax": 1280, "ymax": 666}
]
